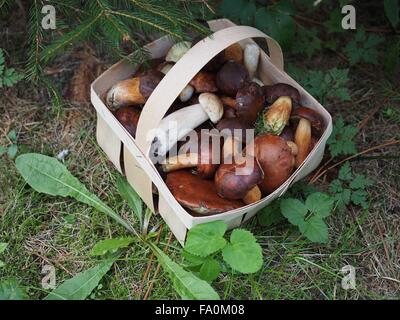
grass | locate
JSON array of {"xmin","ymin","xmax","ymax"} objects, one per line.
[{"xmin": 1, "ymin": 3, "xmax": 400, "ymax": 300}]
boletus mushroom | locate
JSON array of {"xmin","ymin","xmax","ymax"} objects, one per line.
[
  {"xmin": 264, "ymin": 83, "xmax": 301, "ymax": 107},
  {"xmin": 290, "ymin": 106, "xmax": 325, "ymax": 167},
  {"xmin": 165, "ymin": 41, "xmax": 192, "ymax": 63},
  {"xmin": 262, "ymin": 96, "xmax": 292, "ymax": 135},
  {"xmin": 216, "ymin": 61, "xmax": 249, "ymax": 96},
  {"xmin": 189, "ymin": 71, "xmax": 218, "ymax": 93},
  {"xmin": 235, "ymin": 82, "xmax": 265, "ymax": 124},
  {"xmin": 246, "ymin": 134, "xmax": 294, "ymax": 194},
  {"xmin": 166, "ymin": 170, "xmax": 243, "ymax": 215},
  {"xmin": 244, "ymin": 43, "xmax": 260, "ymax": 79},
  {"xmin": 114, "ymin": 106, "xmax": 141, "ymax": 138},
  {"xmin": 153, "ymin": 93, "xmax": 224, "ymax": 157},
  {"xmin": 107, "ymin": 70, "xmax": 164, "ymax": 108}
]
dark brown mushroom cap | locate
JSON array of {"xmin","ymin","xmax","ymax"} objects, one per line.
[
  {"xmin": 223, "ymin": 105, "xmax": 236, "ymax": 119},
  {"xmin": 264, "ymin": 83, "xmax": 301, "ymax": 106},
  {"xmin": 189, "ymin": 71, "xmax": 218, "ymax": 93},
  {"xmin": 246, "ymin": 134, "xmax": 294, "ymax": 194},
  {"xmin": 279, "ymin": 126, "xmax": 294, "ymax": 141},
  {"xmin": 216, "ymin": 118, "xmax": 253, "ymax": 144},
  {"xmin": 139, "ymin": 69, "xmax": 164, "ymax": 99},
  {"xmin": 291, "ymin": 106, "xmax": 325, "ymax": 137},
  {"xmin": 215, "ymin": 156, "xmax": 264, "ymax": 200},
  {"xmin": 235, "ymin": 82, "xmax": 265, "ymax": 124},
  {"xmin": 114, "ymin": 106, "xmax": 141, "ymax": 138},
  {"xmin": 166, "ymin": 170, "xmax": 243, "ymax": 215},
  {"xmin": 216, "ymin": 61, "xmax": 249, "ymax": 96},
  {"xmin": 134, "ymin": 59, "xmax": 164, "ymax": 77}
]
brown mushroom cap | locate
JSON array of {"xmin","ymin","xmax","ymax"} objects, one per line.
[
  {"xmin": 216, "ymin": 118, "xmax": 253, "ymax": 144},
  {"xmin": 235, "ymin": 82, "xmax": 265, "ymax": 124},
  {"xmin": 189, "ymin": 71, "xmax": 218, "ymax": 93},
  {"xmin": 139, "ymin": 69, "xmax": 164, "ymax": 99},
  {"xmin": 264, "ymin": 83, "xmax": 301, "ymax": 107},
  {"xmin": 166, "ymin": 170, "xmax": 243, "ymax": 215},
  {"xmin": 197, "ymin": 132, "xmax": 222, "ymax": 179},
  {"xmin": 216, "ymin": 61, "xmax": 249, "ymax": 96},
  {"xmin": 215, "ymin": 156, "xmax": 264, "ymax": 200},
  {"xmin": 246, "ymin": 134, "xmax": 294, "ymax": 194},
  {"xmin": 114, "ymin": 106, "xmax": 141, "ymax": 138},
  {"xmin": 291, "ymin": 106, "xmax": 325, "ymax": 136}
]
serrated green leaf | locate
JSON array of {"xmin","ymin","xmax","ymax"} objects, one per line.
[
  {"xmin": 329, "ymin": 179, "xmax": 343, "ymax": 193},
  {"xmin": 185, "ymin": 221, "xmax": 227, "ymax": 257},
  {"xmin": 91, "ymin": 237, "xmax": 134, "ymax": 256},
  {"xmin": 384, "ymin": 0, "xmax": 400, "ymax": 28},
  {"xmin": 349, "ymin": 175, "xmax": 374, "ymax": 190},
  {"xmin": 305, "ymin": 193, "xmax": 334, "ymax": 218},
  {"xmin": 150, "ymin": 244, "xmax": 220, "ymax": 300},
  {"xmin": 280, "ymin": 198, "xmax": 308, "ymax": 226},
  {"xmin": 257, "ymin": 200, "xmax": 285, "ymax": 227},
  {"xmin": 334, "ymin": 188, "xmax": 351, "ymax": 210},
  {"xmin": 182, "ymin": 250, "xmax": 207, "ymax": 267},
  {"xmin": 339, "ymin": 162, "xmax": 353, "ymax": 181},
  {"xmin": 15, "ymin": 153, "xmax": 134, "ymax": 233},
  {"xmin": 299, "ymin": 216, "xmax": 328, "ymax": 243},
  {"xmin": 116, "ymin": 175, "xmax": 143, "ymax": 226},
  {"xmin": 0, "ymin": 279, "xmax": 28, "ymax": 300},
  {"xmin": 222, "ymin": 229, "xmax": 263, "ymax": 274},
  {"xmin": 45, "ymin": 257, "xmax": 117, "ymax": 300},
  {"xmin": 323, "ymin": 9, "xmax": 344, "ymax": 33},
  {"xmin": 351, "ymin": 189, "xmax": 369, "ymax": 208},
  {"xmin": 199, "ymin": 258, "xmax": 221, "ymax": 282}
]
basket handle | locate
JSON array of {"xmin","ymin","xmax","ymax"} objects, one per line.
[{"xmin": 135, "ymin": 25, "xmax": 284, "ymax": 157}]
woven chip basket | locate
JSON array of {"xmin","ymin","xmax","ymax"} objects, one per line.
[{"xmin": 91, "ymin": 19, "xmax": 333, "ymax": 245}]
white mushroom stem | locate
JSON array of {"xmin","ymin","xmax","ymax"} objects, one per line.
[
  {"xmin": 162, "ymin": 153, "xmax": 199, "ymax": 172},
  {"xmin": 154, "ymin": 93, "xmax": 223, "ymax": 157},
  {"xmin": 244, "ymin": 43, "xmax": 260, "ymax": 79},
  {"xmin": 294, "ymin": 118, "xmax": 312, "ymax": 167},
  {"xmin": 166, "ymin": 41, "xmax": 191, "ymax": 62}
]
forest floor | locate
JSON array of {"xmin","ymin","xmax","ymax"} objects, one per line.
[{"xmin": 1, "ymin": 5, "xmax": 400, "ymax": 300}]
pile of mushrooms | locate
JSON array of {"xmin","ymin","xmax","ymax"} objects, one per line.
[{"xmin": 106, "ymin": 38, "xmax": 325, "ymax": 216}]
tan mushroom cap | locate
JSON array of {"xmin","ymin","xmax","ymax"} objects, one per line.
[
  {"xmin": 166, "ymin": 170, "xmax": 243, "ymax": 215},
  {"xmin": 246, "ymin": 134, "xmax": 294, "ymax": 194}
]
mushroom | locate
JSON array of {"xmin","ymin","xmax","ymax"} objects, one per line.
[
  {"xmin": 290, "ymin": 106, "xmax": 325, "ymax": 167},
  {"xmin": 224, "ymin": 43, "xmax": 243, "ymax": 63},
  {"xmin": 215, "ymin": 156, "xmax": 264, "ymax": 205},
  {"xmin": 153, "ymin": 93, "xmax": 224, "ymax": 157},
  {"xmin": 107, "ymin": 70, "xmax": 164, "ymax": 108},
  {"xmin": 189, "ymin": 71, "xmax": 218, "ymax": 93},
  {"xmin": 264, "ymin": 83, "xmax": 301, "ymax": 107},
  {"xmin": 235, "ymin": 82, "xmax": 265, "ymax": 124},
  {"xmin": 262, "ymin": 96, "xmax": 292, "ymax": 135},
  {"xmin": 246, "ymin": 134, "xmax": 294, "ymax": 194},
  {"xmin": 216, "ymin": 61, "xmax": 249, "ymax": 96},
  {"xmin": 244, "ymin": 43, "xmax": 260, "ymax": 79},
  {"xmin": 165, "ymin": 41, "xmax": 191, "ymax": 62},
  {"xmin": 114, "ymin": 106, "xmax": 141, "ymax": 138},
  {"xmin": 166, "ymin": 170, "xmax": 243, "ymax": 215},
  {"xmin": 162, "ymin": 132, "xmax": 221, "ymax": 179}
]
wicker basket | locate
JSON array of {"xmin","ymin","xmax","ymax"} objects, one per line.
[{"xmin": 91, "ymin": 19, "xmax": 333, "ymax": 245}]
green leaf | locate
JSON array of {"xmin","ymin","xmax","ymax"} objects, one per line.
[
  {"xmin": 305, "ymin": 193, "xmax": 334, "ymax": 218},
  {"xmin": 257, "ymin": 200, "xmax": 285, "ymax": 227},
  {"xmin": 255, "ymin": 7, "xmax": 296, "ymax": 49},
  {"xmin": 280, "ymin": 198, "xmax": 308, "ymax": 226},
  {"xmin": 7, "ymin": 130, "xmax": 17, "ymax": 142},
  {"xmin": 222, "ymin": 229, "xmax": 263, "ymax": 274},
  {"xmin": 351, "ymin": 189, "xmax": 369, "ymax": 209},
  {"xmin": 45, "ymin": 257, "xmax": 117, "ymax": 300},
  {"xmin": 7, "ymin": 144, "xmax": 18, "ymax": 159},
  {"xmin": 0, "ymin": 242, "xmax": 7, "ymax": 254},
  {"xmin": 339, "ymin": 162, "xmax": 353, "ymax": 181},
  {"xmin": 91, "ymin": 237, "xmax": 134, "ymax": 256},
  {"xmin": 0, "ymin": 260, "xmax": 5, "ymax": 268},
  {"xmin": 116, "ymin": 175, "xmax": 143, "ymax": 226},
  {"xmin": 15, "ymin": 153, "xmax": 134, "ymax": 233},
  {"xmin": 323, "ymin": 9, "xmax": 344, "ymax": 33},
  {"xmin": 199, "ymin": 258, "xmax": 221, "ymax": 282},
  {"xmin": 350, "ymin": 175, "xmax": 374, "ymax": 190},
  {"xmin": 218, "ymin": 0, "xmax": 245, "ymax": 19},
  {"xmin": 0, "ymin": 279, "xmax": 28, "ymax": 300},
  {"xmin": 299, "ymin": 216, "xmax": 328, "ymax": 243},
  {"xmin": 185, "ymin": 221, "xmax": 227, "ymax": 257},
  {"xmin": 384, "ymin": 0, "xmax": 399, "ymax": 28},
  {"xmin": 182, "ymin": 250, "xmax": 207, "ymax": 267},
  {"xmin": 150, "ymin": 244, "xmax": 220, "ymax": 300},
  {"xmin": 240, "ymin": 2, "xmax": 256, "ymax": 25}
]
